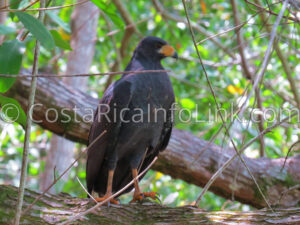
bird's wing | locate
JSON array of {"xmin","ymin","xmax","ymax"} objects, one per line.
[
  {"xmin": 86, "ymin": 79, "xmax": 132, "ymax": 194},
  {"xmin": 138, "ymin": 102, "xmax": 174, "ymax": 179},
  {"xmin": 157, "ymin": 105, "xmax": 174, "ymax": 152}
]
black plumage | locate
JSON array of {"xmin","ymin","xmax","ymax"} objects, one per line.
[{"xmin": 86, "ymin": 36, "xmax": 177, "ymax": 202}]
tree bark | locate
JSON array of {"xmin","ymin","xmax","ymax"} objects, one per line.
[
  {"xmin": 1, "ymin": 185, "xmax": 299, "ymax": 224},
  {"xmin": 6, "ymin": 76, "xmax": 300, "ymax": 208}
]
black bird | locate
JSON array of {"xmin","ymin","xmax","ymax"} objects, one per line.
[{"xmin": 86, "ymin": 36, "xmax": 177, "ymax": 203}]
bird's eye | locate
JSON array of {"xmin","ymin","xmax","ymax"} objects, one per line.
[{"xmin": 155, "ymin": 43, "xmax": 163, "ymax": 49}]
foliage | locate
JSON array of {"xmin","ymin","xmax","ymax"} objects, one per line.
[
  {"xmin": 0, "ymin": 0, "xmax": 299, "ymax": 211},
  {"xmin": 0, "ymin": 40, "xmax": 23, "ymax": 92},
  {"xmin": 15, "ymin": 11, "xmax": 55, "ymax": 50}
]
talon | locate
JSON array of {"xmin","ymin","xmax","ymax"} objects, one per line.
[
  {"xmin": 131, "ymin": 192, "xmax": 161, "ymax": 203},
  {"xmin": 154, "ymin": 195, "xmax": 162, "ymax": 204},
  {"xmin": 95, "ymin": 195, "xmax": 119, "ymax": 205},
  {"xmin": 139, "ymin": 193, "xmax": 145, "ymax": 199}
]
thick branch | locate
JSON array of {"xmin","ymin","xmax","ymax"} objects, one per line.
[
  {"xmin": 1, "ymin": 185, "xmax": 299, "ymax": 224},
  {"xmin": 5, "ymin": 76, "xmax": 300, "ymax": 208}
]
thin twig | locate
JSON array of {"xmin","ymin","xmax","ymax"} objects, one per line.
[
  {"xmin": 230, "ymin": 0, "xmax": 265, "ymax": 156},
  {"xmin": 191, "ymin": 83, "xmax": 251, "ymax": 166},
  {"xmin": 255, "ymin": 87, "xmax": 265, "ymax": 157},
  {"xmin": 0, "ymin": 0, "xmax": 21, "ymax": 10},
  {"xmin": 197, "ymin": 23, "xmax": 244, "ymax": 45},
  {"xmin": 14, "ymin": 1, "xmax": 45, "ymax": 224},
  {"xmin": 58, "ymin": 156, "xmax": 158, "ymax": 225},
  {"xmin": 76, "ymin": 176, "xmax": 97, "ymax": 203},
  {"xmin": 197, "ymin": 10, "xmax": 261, "ymax": 47},
  {"xmin": 106, "ymin": 16, "xmax": 151, "ymax": 37},
  {"xmin": 111, "ymin": 0, "xmax": 141, "ymax": 36},
  {"xmin": 104, "ymin": 0, "xmax": 141, "ymax": 89},
  {"xmin": 238, "ymin": 0, "xmax": 289, "ymax": 122},
  {"xmin": 152, "ymin": 0, "xmax": 236, "ymax": 59},
  {"xmin": 280, "ymin": 140, "xmax": 300, "ymax": 172},
  {"xmin": 101, "ymin": 10, "xmax": 122, "ymax": 72},
  {"xmin": 245, "ymin": 0, "xmax": 299, "ymax": 22},
  {"xmin": 182, "ymin": 0, "xmax": 273, "ymax": 210},
  {"xmin": 22, "ymin": 130, "xmax": 107, "ymax": 215},
  {"xmin": 21, "ymin": 0, "xmax": 40, "ymax": 11},
  {"xmin": 0, "ymin": 0, "xmax": 89, "ymax": 12},
  {"xmin": 194, "ymin": 112, "xmax": 298, "ymax": 206},
  {"xmin": 230, "ymin": 0, "xmax": 253, "ymax": 79},
  {"xmin": 264, "ymin": 81, "xmax": 297, "ymax": 107},
  {"xmin": 254, "ymin": 0, "xmax": 300, "ymax": 109},
  {"xmin": 276, "ymin": 184, "xmax": 300, "ymax": 205},
  {"xmin": 0, "ymin": 70, "xmax": 170, "ymax": 78}
]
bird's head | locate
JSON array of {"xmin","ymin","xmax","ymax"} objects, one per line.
[{"xmin": 134, "ymin": 36, "xmax": 178, "ymax": 61}]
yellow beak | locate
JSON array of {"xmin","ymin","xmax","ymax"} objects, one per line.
[{"xmin": 159, "ymin": 45, "xmax": 178, "ymax": 59}]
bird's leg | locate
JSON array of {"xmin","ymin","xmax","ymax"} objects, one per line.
[
  {"xmin": 95, "ymin": 170, "xmax": 119, "ymax": 205},
  {"xmin": 130, "ymin": 168, "xmax": 160, "ymax": 203}
]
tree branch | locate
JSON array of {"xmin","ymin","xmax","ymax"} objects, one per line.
[
  {"xmin": 2, "ymin": 185, "xmax": 299, "ymax": 224},
  {"xmin": 5, "ymin": 75, "xmax": 300, "ymax": 208}
]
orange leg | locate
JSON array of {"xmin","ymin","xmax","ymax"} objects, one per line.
[
  {"xmin": 130, "ymin": 168, "xmax": 160, "ymax": 203},
  {"xmin": 95, "ymin": 170, "xmax": 119, "ymax": 205}
]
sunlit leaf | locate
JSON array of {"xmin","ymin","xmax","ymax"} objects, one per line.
[
  {"xmin": 15, "ymin": 12, "xmax": 55, "ymax": 50},
  {"xmin": 155, "ymin": 172, "xmax": 163, "ymax": 180},
  {"xmin": 29, "ymin": 165, "xmax": 39, "ymax": 176},
  {"xmin": 50, "ymin": 30, "xmax": 72, "ymax": 50},
  {"xmin": 155, "ymin": 14, "xmax": 162, "ymax": 23},
  {"xmin": 197, "ymin": 45, "xmax": 208, "ymax": 58},
  {"xmin": 227, "ymin": 85, "xmax": 244, "ymax": 95},
  {"xmin": 46, "ymin": 11, "xmax": 71, "ymax": 33},
  {"xmin": 58, "ymin": 27, "xmax": 71, "ymax": 41},
  {"xmin": 0, "ymin": 95, "xmax": 27, "ymax": 128},
  {"xmin": 200, "ymin": 0, "xmax": 207, "ymax": 14},
  {"xmin": 180, "ymin": 98, "xmax": 196, "ymax": 109}
]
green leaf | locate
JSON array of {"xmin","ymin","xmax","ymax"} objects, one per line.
[
  {"xmin": 10, "ymin": 0, "xmax": 20, "ymax": 9},
  {"xmin": 0, "ymin": 40, "xmax": 23, "ymax": 93},
  {"xmin": 9, "ymin": 0, "xmax": 21, "ymax": 19},
  {"xmin": 46, "ymin": 11, "xmax": 71, "ymax": 33},
  {"xmin": 90, "ymin": 0, "xmax": 123, "ymax": 28},
  {"xmin": 50, "ymin": 30, "xmax": 72, "ymax": 50},
  {"xmin": 15, "ymin": 11, "xmax": 55, "ymax": 50},
  {"xmin": 180, "ymin": 98, "xmax": 196, "ymax": 109},
  {"xmin": 0, "ymin": 25, "xmax": 16, "ymax": 35},
  {"xmin": 0, "ymin": 95, "xmax": 27, "ymax": 128},
  {"xmin": 29, "ymin": 165, "xmax": 39, "ymax": 176}
]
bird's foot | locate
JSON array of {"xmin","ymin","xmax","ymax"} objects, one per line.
[
  {"xmin": 130, "ymin": 191, "xmax": 161, "ymax": 203},
  {"xmin": 95, "ymin": 195, "xmax": 119, "ymax": 206}
]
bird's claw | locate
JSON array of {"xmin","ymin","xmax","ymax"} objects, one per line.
[
  {"xmin": 95, "ymin": 196, "xmax": 120, "ymax": 206},
  {"xmin": 130, "ymin": 191, "xmax": 161, "ymax": 203}
]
